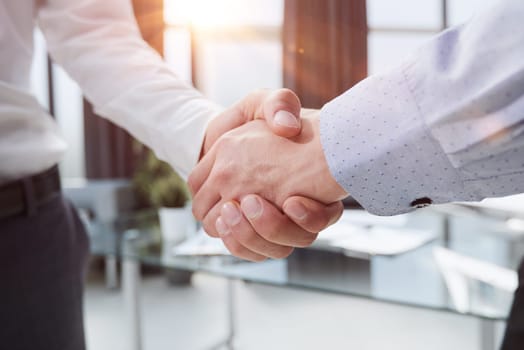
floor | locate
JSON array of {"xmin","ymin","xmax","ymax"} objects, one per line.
[{"xmin": 84, "ymin": 263, "xmax": 505, "ymax": 350}]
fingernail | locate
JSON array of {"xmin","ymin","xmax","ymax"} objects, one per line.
[
  {"xmin": 222, "ymin": 202, "xmax": 242, "ymax": 226},
  {"xmin": 274, "ymin": 111, "xmax": 300, "ymax": 129},
  {"xmin": 284, "ymin": 202, "xmax": 308, "ymax": 221},
  {"xmin": 215, "ymin": 217, "xmax": 231, "ymax": 237},
  {"xmin": 241, "ymin": 195, "xmax": 263, "ymax": 219}
]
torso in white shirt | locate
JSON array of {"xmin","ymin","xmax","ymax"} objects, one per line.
[
  {"xmin": 0, "ymin": 0, "xmax": 220, "ymax": 183},
  {"xmin": 0, "ymin": 0, "xmax": 67, "ymax": 183}
]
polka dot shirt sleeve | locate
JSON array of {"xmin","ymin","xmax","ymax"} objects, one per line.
[{"xmin": 319, "ymin": 0, "xmax": 524, "ymax": 216}]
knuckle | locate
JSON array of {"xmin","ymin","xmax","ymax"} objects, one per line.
[
  {"xmin": 300, "ymin": 233, "xmax": 318, "ymax": 248},
  {"xmin": 214, "ymin": 165, "xmax": 232, "ymax": 184},
  {"xmin": 216, "ymin": 133, "xmax": 235, "ymax": 150},
  {"xmin": 225, "ymin": 238, "xmax": 266, "ymax": 262},
  {"xmin": 251, "ymin": 88, "xmax": 270, "ymax": 99},
  {"xmin": 201, "ymin": 217, "xmax": 217, "ymax": 236},
  {"xmin": 309, "ymin": 212, "xmax": 331, "ymax": 233},
  {"xmin": 331, "ymin": 203, "xmax": 344, "ymax": 225},
  {"xmin": 289, "ymin": 233, "xmax": 316, "ymax": 248},
  {"xmin": 272, "ymin": 247, "xmax": 294, "ymax": 260},
  {"xmin": 283, "ymin": 247, "xmax": 295, "ymax": 258},
  {"xmin": 272, "ymin": 89, "xmax": 300, "ymax": 109},
  {"xmin": 187, "ymin": 173, "xmax": 197, "ymax": 193},
  {"xmin": 235, "ymin": 229, "xmax": 258, "ymax": 247},
  {"xmin": 202, "ymin": 206, "xmax": 222, "ymax": 236},
  {"xmin": 214, "ymin": 134, "xmax": 227, "ymax": 148},
  {"xmin": 252, "ymin": 255, "xmax": 267, "ymax": 263},
  {"xmin": 191, "ymin": 204, "xmax": 204, "ymax": 221},
  {"xmin": 213, "ymin": 169, "xmax": 236, "ymax": 195},
  {"xmin": 261, "ymin": 229, "xmax": 279, "ymax": 243},
  {"xmin": 225, "ymin": 239, "xmax": 244, "ymax": 257},
  {"xmin": 277, "ymin": 88, "xmax": 298, "ymax": 101}
]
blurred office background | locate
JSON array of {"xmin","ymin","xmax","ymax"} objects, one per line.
[
  {"xmin": 31, "ymin": 0, "xmax": 499, "ymax": 180},
  {"xmin": 29, "ymin": 0, "xmax": 512, "ymax": 349}
]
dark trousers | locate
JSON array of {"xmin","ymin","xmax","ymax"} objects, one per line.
[
  {"xmin": 502, "ymin": 259, "xmax": 524, "ymax": 349},
  {"xmin": 0, "ymin": 194, "xmax": 89, "ymax": 350}
]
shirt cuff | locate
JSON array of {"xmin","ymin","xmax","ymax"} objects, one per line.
[
  {"xmin": 319, "ymin": 63, "xmax": 476, "ymax": 216},
  {"xmin": 160, "ymin": 99, "xmax": 224, "ymax": 180}
]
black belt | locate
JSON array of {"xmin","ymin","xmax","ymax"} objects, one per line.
[{"xmin": 0, "ymin": 166, "xmax": 61, "ymax": 221}]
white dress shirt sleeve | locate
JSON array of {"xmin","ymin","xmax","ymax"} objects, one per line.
[
  {"xmin": 36, "ymin": 0, "xmax": 223, "ymax": 179},
  {"xmin": 320, "ymin": 0, "xmax": 524, "ymax": 215}
]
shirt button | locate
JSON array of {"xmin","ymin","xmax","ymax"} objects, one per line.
[{"xmin": 410, "ymin": 197, "xmax": 433, "ymax": 209}]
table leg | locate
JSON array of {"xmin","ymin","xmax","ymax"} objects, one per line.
[
  {"xmin": 480, "ymin": 318, "xmax": 497, "ymax": 350},
  {"xmin": 122, "ymin": 249, "xmax": 142, "ymax": 350},
  {"xmin": 226, "ymin": 278, "xmax": 236, "ymax": 349},
  {"xmin": 105, "ymin": 255, "xmax": 118, "ymax": 289},
  {"xmin": 210, "ymin": 278, "xmax": 236, "ymax": 350}
]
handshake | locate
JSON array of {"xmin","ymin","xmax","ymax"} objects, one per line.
[{"xmin": 188, "ymin": 89, "xmax": 349, "ymax": 261}]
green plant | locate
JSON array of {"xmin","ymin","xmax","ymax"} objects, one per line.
[{"xmin": 132, "ymin": 149, "xmax": 190, "ymax": 209}]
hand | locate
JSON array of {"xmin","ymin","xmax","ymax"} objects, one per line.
[
  {"xmin": 192, "ymin": 110, "xmax": 348, "ymax": 211},
  {"xmin": 201, "ymin": 89, "xmax": 304, "ymax": 157},
  {"xmin": 190, "ymin": 109, "xmax": 348, "ymax": 261},
  {"xmin": 214, "ymin": 195, "xmax": 344, "ymax": 261}
]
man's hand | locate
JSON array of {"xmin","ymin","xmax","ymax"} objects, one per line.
[
  {"xmin": 190, "ymin": 109, "xmax": 348, "ymax": 261},
  {"xmin": 201, "ymin": 89, "xmax": 304, "ymax": 157},
  {"xmin": 214, "ymin": 195, "xmax": 344, "ymax": 261}
]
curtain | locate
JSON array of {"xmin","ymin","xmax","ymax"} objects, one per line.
[{"xmin": 283, "ymin": 0, "xmax": 367, "ymax": 109}]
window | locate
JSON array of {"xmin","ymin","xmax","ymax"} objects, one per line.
[
  {"xmin": 164, "ymin": 0, "xmax": 284, "ymax": 106},
  {"xmin": 367, "ymin": 0, "xmax": 496, "ymax": 75},
  {"xmin": 28, "ymin": 0, "xmax": 499, "ymax": 180}
]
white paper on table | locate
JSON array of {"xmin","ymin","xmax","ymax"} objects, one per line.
[
  {"xmin": 336, "ymin": 209, "xmax": 410, "ymax": 227},
  {"xmin": 172, "ymin": 228, "xmax": 230, "ymax": 256},
  {"xmin": 316, "ymin": 221, "xmax": 436, "ymax": 256}
]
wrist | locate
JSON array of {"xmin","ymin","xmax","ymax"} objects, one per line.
[
  {"xmin": 309, "ymin": 117, "xmax": 349, "ymax": 201},
  {"xmin": 285, "ymin": 112, "xmax": 348, "ymax": 204}
]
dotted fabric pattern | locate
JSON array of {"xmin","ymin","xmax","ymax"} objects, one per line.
[
  {"xmin": 320, "ymin": 65, "xmax": 472, "ymax": 216},
  {"xmin": 319, "ymin": 0, "xmax": 524, "ymax": 216}
]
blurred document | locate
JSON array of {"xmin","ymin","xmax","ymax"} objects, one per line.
[
  {"xmin": 458, "ymin": 193, "xmax": 524, "ymax": 216},
  {"xmin": 316, "ymin": 221, "xmax": 436, "ymax": 256},
  {"xmin": 172, "ymin": 228, "xmax": 230, "ymax": 256}
]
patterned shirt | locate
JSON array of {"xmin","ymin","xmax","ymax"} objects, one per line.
[{"xmin": 320, "ymin": 0, "xmax": 524, "ymax": 215}]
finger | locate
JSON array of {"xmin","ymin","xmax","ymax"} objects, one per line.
[
  {"xmin": 282, "ymin": 197, "xmax": 344, "ymax": 233},
  {"xmin": 202, "ymin": 89, "xmax": 301, "ymax": 157},
  {"xmin": 240, "ymin": 195, "xmax": 318, "ymax": 248},
  {"xmin": 200, "ymin": 200, "xmax": 224, "ymax": 238},
  {"xmin": 215, "ymin": 217, "xmax": 268, "ymax": 262},
  {"xmin": 187, "ymin": 146, "xmax": 216, "ymax": 197},
  {"xmin": 200, "ymin": 109, "xmax": 246, "ymax": 158},
  {"xmin": 219, "ymin": 201, "xmax": 294, "ymax": 259},
  {"xmin": 259, "ymin": 89, "xmax": 302, "ymax": 138},
  {"xmin": 191, "ymin": 178, "xmax": 221, "ymax": 222}
]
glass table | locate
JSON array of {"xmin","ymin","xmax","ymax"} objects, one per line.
[{"xmin": 88, "ymin": 205, "xmax": 524, "ymax": 350}]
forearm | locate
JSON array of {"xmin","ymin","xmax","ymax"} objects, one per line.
[
  {"xmin": 320, "ymin": 0, "xmax": 524, "ymax": 215},
  {"xmin": 38, "ymin": 0, "xmax": 222, "ymax": 178}
]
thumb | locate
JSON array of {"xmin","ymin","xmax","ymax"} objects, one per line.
[
  {"xmin": 282, "ymin": 197, "xmax": 344, "ymax": 234},
  {"xmin": 201, "ymin": 89, "xmax": 302, "ymax": 158},
  {"xmin": 259, "ymin": 88, "xmax": 302, "ymax": 138}
]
